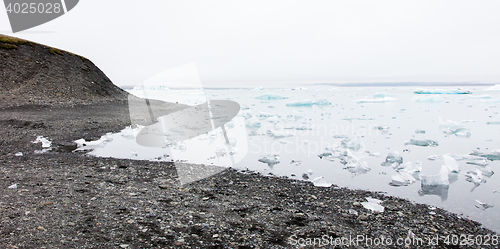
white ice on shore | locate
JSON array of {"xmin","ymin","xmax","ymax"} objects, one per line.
[
  {"xmin": 14, "ymin": 152, "xmax": 23, "ymax": 157},
  {"xmin": 74, "ymin": 133, "xmax": 114, "ymax": 150},
  {"xmin": 32, "ymin": 136, "xmax": 52, "ymax": 148},
  {"xmin": 361, "ymin": 197, "xmax": 384, "ymax": 213}
]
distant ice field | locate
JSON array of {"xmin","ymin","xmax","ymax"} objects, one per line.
[{"xmin": 77, "ymin": 86, "xmax": 500, "ymax": 232}]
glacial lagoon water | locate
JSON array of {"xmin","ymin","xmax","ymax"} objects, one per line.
[{"xmin": 76, "ymin": 86, "xmax": 500, "ymax": 232}]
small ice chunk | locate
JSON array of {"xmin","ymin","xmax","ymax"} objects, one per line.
[
  {"xmin": 469, "ymin": 95, "xmax": 492, "ymax": 99},
  {"xmin": 442, "ymin": 127, "xmax": 471, "ymax": 138},
  {"xmin": 381, "ymin": 152, "xmax": 403, "ymax": 167},
  {"xmin": 307, "ymin": 169, "xmax": 313, "ymax": 175},
  {"xmin": 475, "ymin": 200, "xmax": 494, "ymax": 211},
  {"xmin": 361, "ymin": 197, "xmax": 384, "ymax": 213},
  {"xmin": 245, "ymin": 117, "xmax": 261, "ymax": 128},
  {"xmin": 258, "ymin": 155, "xmax": 280, "ymax": 166},
  {"xmin": 439, "ymin": 117, "xmax": 464, "ymax": 130},
  {"xmin": 313, "ymin": 99, "xmax": 331, "ymax": 106},
  {"xmin": 470, "ymin": 150, "xmax": 500, "ymax": 161},
  {"xmin": 295, "ymin": 123, "xmax": 313, "ymax": 130},
  {"xmin": 8, "ymin": 183, "xmax": 17, "ymax": 189},
  {"xmin": 415, "ymin": 129, "xmax": 426, "ymax": 134},
  {"xmin": 292, "ymin": 87, "xmax": 308, "ymax": 90},
  {"xmin": 356, "ymin": 97, "xmax": 397, "ymax": 104},
  {"xmin": 258, "ymin": 111, "xmax": 275, "ymax": 118},
  {"xmin": 414, "ymin": 88, "xmax": 472, "ymax": 94},
  {"xmin": 267, "ymin": 129, "xmax": 293, "ymax": 139},
  {"xmin": 373, "ymin": 92, "xmax": 392, "ymax": 98},
  {"xmin": 32, "ymin": 136, "xmax": 52, "ymax": 148},
  {"xmin": 475, "ymin": 166, "xmax": 494, "ymax": 178},
  {"xmin": 344, "ymin": 160, "xmax": 370, "ymax": 175},
  {"xmin": 341, "ymin": 137, "xmax": 362, "ymax": 151},
  {"xmin": 412, "ymin": 95, "xmax": 443, "ymax": 102},
  {"xmin": 15, "ymin": 152, "xmax": 23, "ymax": 157},
  {"xmin": 487, "ymin": 121, "xmax": 500, "ymax": 125},
  {"xmin": 255, "ymin": 93, "xmax": 288, "ymax": 100},
  {"xmin": 290, "ymin": 160, "xmax": 301, "ymax": 166},
  {"xmin": 394, "ymin": 161, "xmax": 422, "ymax": 177},
  {"xmin": 390, "ymin": 172, "xmax": 416, "ymax": 186},
  {"xmin": 421, "ymin": 165, "xmax": 449, "ymax": 186},
  {"xmin": 465, "ymin": 169, "xmax": 486, "ymax": 192},
  {"xmin": 348, "ymin": 209, "xmax": 358, "ymax": 215},
  {"xmin": 404, "ymin": 139, "xmax": 439, "ymax": 147},
  {"xmin": 266, "ymin": 116, "xmax": 281, "ymax": 123},
  {"xmin": 466, "ymin": 160, "xmax": 489, "ymax": 167},
  {"xmin": 302, "ymin": 173, "xmax": 309, "ymax": 180},
  {"xmin": 443, "ymin": 155, "xmax": 460, "ymax": 173},
  {"xmin": 286, "ymin": 99, "xmax": 313, "ymax": 107},
  {"xmin": 215, "ymin": 147, "xmax": 227, "ymax": 157}
]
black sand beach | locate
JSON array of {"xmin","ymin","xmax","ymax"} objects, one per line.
[{"xmin": 1, "ymin": 35, "xmax": 498, "ymax": 248}]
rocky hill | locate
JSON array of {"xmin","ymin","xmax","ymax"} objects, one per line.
[{"xmin": 0, "ymin": 34, "xmax": 128, "ymax": 108}]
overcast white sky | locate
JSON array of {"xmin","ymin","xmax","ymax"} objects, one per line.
[{"xmin": 2, "ymin": 0, "xmax": 500, "ymax": 87}]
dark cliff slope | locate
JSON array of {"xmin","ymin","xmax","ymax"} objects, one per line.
[{"xmin": 0, "ymin": 34, "xmax": 128, "ymax": 107}]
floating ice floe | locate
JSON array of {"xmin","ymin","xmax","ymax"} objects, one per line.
[
  {"xmin": 341, "ymin": 137, "xmax": 362, "ymax": 151},
  {"xmin": 373, "ymin": 92, "xmax": 393, "ymax": 98},
  {"xmin": 14, "ymin": 152, "xmax": 23, "ymax": 157},
  {"xmin": 475, "ymin": 200, "xmax": 494, "ymax": 211},
  {"xmin": 485, "ymin": 84, "xmax": 500, "ymax": 91},
  {"xmin": 344, "ymin": 159, "xmax": 370, "ymax": 175},
  {"xmin": 394, "ymin": 161, "xmax": 422, "ymax": 177},
  {"xmin": 466, "ymin": 160, "xmax": 489, "ymax": 167},
  {"xmin": 470, "ymin": 150, "xmax": 500, "ymax": 161},
  {"xmin": 487, "ymin": 121, "xmax": 500, "ymax": 125},
  {"xmin": 443, "ymin": 155, "xmax": 460, "ymax": 173},
  {"xmin": 442, "ymin": 127, "xmax": 471, "ymax": 138},
  {"xmin": 404, "ymin": 139, "xmax": 439, "ymax": 147},
  {"xmin": 254, "ymin": 93, "xmax": 288, "ymax": 100},
  {"xmin": 414, "ymin": 88, "xmax": 472, "ymax": 94},
  {"xmin": 390, "ymin": 172, "xmax": 416, "ymax": 186},
  {"xmin": 258, "ymin": 155, "xmax": 280, "ymax": 166},
  {"xmin": 475, "ymin": 166, "xmax": 494, "ymax": 178},
  {"xmin": 480, "ymin": 98, "xmax": 500, "ymax": 104},
  {"xmin": 286, "ymin": 99, "xmax": 313, "ymax": 107},
  {"xmin": 361, "ymin": 197, "xmax": 384, "ymax": 213},
  {"xmin": 415, "ymin": 130, "xmax": 426, "ymax": 134},
  {"xmin": 427, "ymin": 153, "xmax": 484, "ymax": 162},
  {"xmin": 313, "ymin": 99, "xmax": 331, "ymax": 106},
  {"xmin": 469, "ymin": 95, "xmax": 492, "ymax": 99},
  {"xmin": 290, "ymin": 160, "xmax": 301, "ymax": 166},
  {"xmin": 245, "ymin": 117, "xmax": 261, "ymax": 128},
  {"xmin": 418, "ymin": 166, "xmax": 450, "ymax": 201},
  {"xmin": 381, "ymin": 152, "xmax": 403, "ymax": 167},
  {"xmin": 412, "ymin": 95, "xmax": 443, "ymax": 102},
  {"xmin": 292, "ymin": 87, "xmax": 308, "ymax": 90},
  {"xmin": 74, "ymin": 133, "xmax": 114, "ymax": 150},
  {"xmin": 355, "ymin": 97, "xmax": 397, "ymax": 104},
  {"xmin": 465, "ymin": 169, "xmax": 487, "ymax": 192},
  {"xmin": 267, "ymin": 129, "xmax": 293, "ymax": 139}
]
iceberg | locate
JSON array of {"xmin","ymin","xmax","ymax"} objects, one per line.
[
  {"xmin": 443, "ymin": 155, "xmax": 460, "ymax": 173},
  {"xmin": 255, "ymin": 93, "xmax": 288, "ymax": 100},
  {"xmin": 442, "ymin": 127, "xmax": 471, "ymax": 138},
  {"xmin": 412, "ymin": 95, "xmax": 443, "ymax": 102},
  {"xmin": 394, "ymin": 161, "xmax": 422, "ymax": 177},
  {"xmin": 258, "ymin": 155, "xmax": 280, "ymax": 166},
  {"xmin": 414, "ymin": 88, "xmax": 472, "ymax": 94},
  {"xmin": 286, "ymin": 99, "xmax": 313, "ymax": 106},
  {"xmin": 485, "ymin": 84, "xmax": 500, "ymax": 91},
  {"xmin": 344, "ymin": 159, "xmax": 370, "ymax": 175},
  {"xmin": 418, "ymin": 166, "xmax": 450, "ymax": 201},
  {"xmin": 405, "ymin": 139, "xmax": 439, "ymax": 147},
  {"xmin": 355, "ymin": 97, "xmax": 397, "ymax": 104},
  {"xmin": 361, "ymin": 198, "xmax": 384, "ymax": 213}
]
